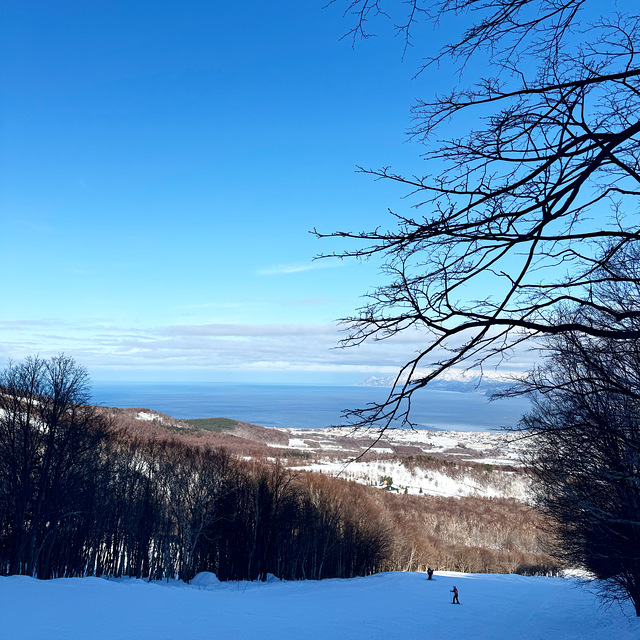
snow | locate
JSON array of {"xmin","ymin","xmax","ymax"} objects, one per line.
[
  {"xmin": 287, "ymin": 438, "xmax": 308, "ymax": 449},
  {"xmin": 280, "ymin": 426, "xmax": 525, "ymax": 464},
  {"xmin": 274, "ymin": 426, "xmax": 530, "ymax": 500},
  {"xmin": 136, "ymin": 411, "xmax": 158, "ymax": 422},
  {"xmin": 298, "ymin": 459, "xmax": 530, "ymax": 500},
  {"xmin": 1, "ymin": 571, "xmax": 636, "ymax": 639},
  {"xmin": 358, "ymin": 368, "xmax": 512, "ymax": 388},
  {"xmin": 190, "ymin": 571, "xmax": 220, "ymax": 587}
]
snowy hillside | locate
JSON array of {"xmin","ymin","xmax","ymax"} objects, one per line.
[
  {"xmin": 302, "ymin": 457, "xmax": 530, "ymax": 500},
  {"xmin": 2, "ymin": 571, "xmax": 636, "ymax": 639},
  {"xmin": 274, "ymin": 426, "xmax": 529, "ymax": 500},
  {"xmin": 118, "ymin": 408, "xmax": 532, "ymax": 500}
]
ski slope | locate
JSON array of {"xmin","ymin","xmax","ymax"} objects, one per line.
[{"xmin": 1, "ymin": 571, "xmax": 637, "ymax": 639}]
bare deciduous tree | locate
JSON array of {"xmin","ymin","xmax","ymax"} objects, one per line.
[
  {"xmin": 500, "ymin": 247, "xmax": 640, "ymax": 614},
  {"xmin": 514, "ymin": 329, "xmax": 640, "ymax": 614},
  {"xmin": 0, "ymin": 354, "xmax": 108, "ymax": 577},
  {"xmin": 320, "ymin": 0, "xmax": 640, "ymax": 429}
]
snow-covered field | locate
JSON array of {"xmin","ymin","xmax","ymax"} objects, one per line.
[
  {"xmin": 2, "ymin": 571, "xmax": 636, "ymax": 639},
  {"xmin": 270, "ymin": 426, "xmax": 530, "ymax": 500},
  {"xmin": 298, "ymin": 458, "xmax": 531, "ymax": 500},
  {"xmin": 279, "ymin": 426, "xmax": 525, "ymax": 465}
]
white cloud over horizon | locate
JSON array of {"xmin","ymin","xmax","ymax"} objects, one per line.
[{"xmin": 0, "ymin": 316, "xmax": 540, "ymax": 384}]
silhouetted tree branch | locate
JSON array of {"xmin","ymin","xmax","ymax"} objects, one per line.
[{"xmin": 319, "ymin": 0, "xmax": 640, "ymax": 429}]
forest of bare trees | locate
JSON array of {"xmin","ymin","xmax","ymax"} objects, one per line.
[
  {"xmin": 0, "ymin": 357, "xmax": 388, "ymax": 581},
  {"xmin": 0, "ymin": 356, "xmax": 555, "ymax": 582},
  {"xmin": 507, "ymin": 257, "xmax": 640, "ymax": 614}
]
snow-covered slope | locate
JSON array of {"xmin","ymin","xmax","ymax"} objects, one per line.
[
  {"xmin": 274, "ymin": 426, "xmax": 529, "ymax": 500},
  {"xmin": 300, "ymin": 457, "xmax": 530, "ymax": 500},
  {"xmin": 1, "ymin": 571, "xmax": 636, "ymax": 639},
  {"xmin": 278, "ymin": 426, "xmax": 524, "ymax": 464}
]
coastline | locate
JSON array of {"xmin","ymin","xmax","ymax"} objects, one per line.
[{"xmin": 90, "ymin": 381, "xmax": 530, "ymax": 432}]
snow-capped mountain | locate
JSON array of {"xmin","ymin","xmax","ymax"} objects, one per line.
[{"xmin": 357, "ymin": 369, "xmax": 520, "ymax": 394}]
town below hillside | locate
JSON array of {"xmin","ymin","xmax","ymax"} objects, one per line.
[{"xmin": 109, "ymin": 405, "xmax": 529, "ymax": 501}]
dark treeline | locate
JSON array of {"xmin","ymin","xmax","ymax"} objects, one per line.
[
  {"xmin": 0, "ymin": 358, "xmax": 389, "ymax": 581},
  {"xmin": 0, "ymin": 420, "xmax": 390, "ymax": 582},
  {"xmin": 0, "ymin": 356, "xmax": 388, "ymax": 581},
  {"xmin": 0, "ymin": 355, "xmax": 556, "ymax": 582},
  {"xmin": 87, "ymin": 436, "xmax": 390, "ymax": 582}
]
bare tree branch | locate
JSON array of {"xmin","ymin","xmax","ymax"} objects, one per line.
[{"xmin": 319, "ymin": 1, "xmax": 640, "ymax": 432}]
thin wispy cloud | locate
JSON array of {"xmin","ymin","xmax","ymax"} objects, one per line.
[
  {"xmin": 257, "ymin": 259, "xmax": 343, "ymax": 276},
  {"xmin": 0, "ymin": 319, "xmax": 62, "ymax": 330},
  {"xmin": 162, "ymin": 323, "xmax": 339, "ymax": 338}
]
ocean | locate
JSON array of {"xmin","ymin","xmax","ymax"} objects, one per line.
[{"xmin": 90, "ymin": 382, "xmax": 530, "ymax": 432}]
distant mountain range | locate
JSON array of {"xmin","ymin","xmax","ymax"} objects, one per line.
[{"xmin": 357, "ymin": 371, "xmax": 519, "ymax": 395}]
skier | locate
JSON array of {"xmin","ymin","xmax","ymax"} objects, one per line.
[
  {"xmin": 451, "ymin": 586, "xmax": 460, "ymax": 604},
  {"xmin": 427, "ymin": 567, "xmax": 434, "ymax": 580}
]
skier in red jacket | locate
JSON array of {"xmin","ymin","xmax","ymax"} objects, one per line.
[{"xmin": 451, "ymin": 586, "xmax": 460, "ymax": 604}]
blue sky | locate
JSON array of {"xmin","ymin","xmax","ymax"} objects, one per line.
[{"xmin": 0, "ymin": 1, "xmax": 534, "ymax": 383}]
